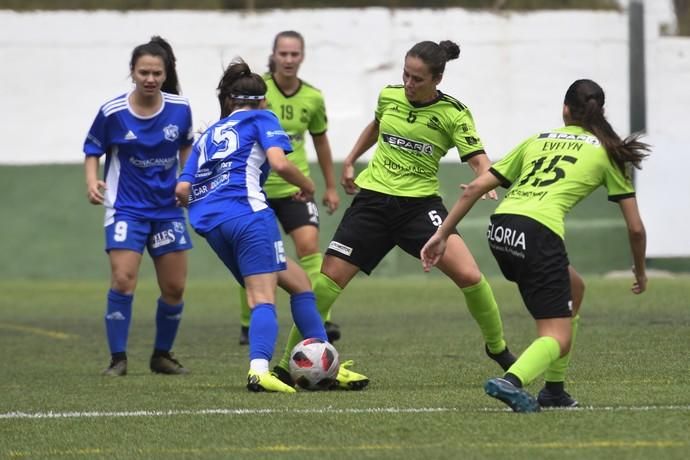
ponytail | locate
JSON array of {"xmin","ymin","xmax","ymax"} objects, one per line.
[
  {"xmin": 217, "ymin": 57, "xmax": 267, "ymax": 118},
  {"xmin": 150, "ymin": 36, "xmax": 180, "ymax": 95},
  {"xmin": 564, "ymin": 79, "xmax": 649, "ymax": 175}
]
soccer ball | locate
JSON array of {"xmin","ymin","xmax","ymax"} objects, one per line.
[{"xmin": 288, "ymin": 338, "xmax": 339, "ymax": 390}]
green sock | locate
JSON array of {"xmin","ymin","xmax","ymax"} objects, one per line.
[
  {"xmin": 544, "ymin": 314, "xmax": 580, "ymax": 383},
  {"xmin": 461, "ymin": 275, "xmax": 506, "ymax": 354},
  {"xmin": 238, "ymin": 286, "xmax": 250, "ymax": 328},
  {"xmin": 507, "ymin": 336, "xmax": 561, "ymax": 386},
  {"xmin": 299, "ymin": 253, "xmax": 331, "ymax": 321},
  {"xmin": 299, "ymin": 253, "xmax": 322, "ymax": 281},
  {"xmin": 278, "ymin": 272, "xmax": 342, "ymax": 370}
]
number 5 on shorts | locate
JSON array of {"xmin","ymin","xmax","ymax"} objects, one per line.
[{"xmin": 428, "ymin": 210, "xmax": 443, "ymax": 227}]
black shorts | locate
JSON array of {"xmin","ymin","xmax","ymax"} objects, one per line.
[
  {"xmin": 326, "ymin": 188, "xmax": 457, "ymax": 275},
  {"xmin": 267, "ymin": 197, "xmax": 319, "ymax": 234},
  {"xmin": 488, "ymin": 214, "xmax": 572, "ymax": 319}
]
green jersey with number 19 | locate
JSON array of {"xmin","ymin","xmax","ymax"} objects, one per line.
[
  {"xmin": 490, "ymin": 125, "xmax": 635, "ymax": 239},
  {"xmin": 262, "ymin": 74, "xmax": 328, "ymax": 198},
  {"xmin": 355, "ymin": 85, "xmax": 485, "ymax": 197}
]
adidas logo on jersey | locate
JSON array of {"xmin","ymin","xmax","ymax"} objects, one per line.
[{"xmin": 124, "ymin": 130, "xmax": 137, "ymax": 140}]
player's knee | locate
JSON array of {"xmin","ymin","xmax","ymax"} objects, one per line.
[
  {"xmin": 443, "ymin": 265, "xmax": 482, "ymax": 288},
  {"xmin": 165, "ymin": 290, "xmax": 185, "ymax": 305},
  {"xmin": 160, "ymin": 282, "xmax": 185, "ymax": 304},
  {"xmin": 110, "ymin": 271, "xmax": 137, "ymax": 293}
]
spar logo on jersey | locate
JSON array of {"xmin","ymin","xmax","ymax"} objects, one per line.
[
  {"xmin": 163, "ymin": 124, "xmax": 180, "ymax": 142},
  {"xmin": 382, "ymin": 133, "xmax": 433, "ymax": 155},
  {"xmin": 538, "ymin": 132, "xmax": 600, "ymax": 145}
]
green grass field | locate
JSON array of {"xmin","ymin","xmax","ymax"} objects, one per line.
[
  {"xmin": 1, "ymin": 164, "xmax": 689, "ymax": 458},
  {"xmin": 1, "ymin": 277, "xmax": 689, "ymax": 459}
]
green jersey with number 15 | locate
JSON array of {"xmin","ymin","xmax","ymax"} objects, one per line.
[
  {"xmin": 262, "ymin": 74, "xmax": 328, "ymax": 198},
  {"xmin": 490, "ymin": 125, "xmax": 635, "ymax": 239},
  {"xmin": 355, "ymin": 85, "xmax": 485, "ymax": 197}
]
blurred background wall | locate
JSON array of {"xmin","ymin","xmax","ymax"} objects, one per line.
[{"xmin": 0, "ymin": 2, "xmax": 687, "ymax": 279}]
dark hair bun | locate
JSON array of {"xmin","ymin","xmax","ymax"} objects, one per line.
[{"xmin": 439, "ymin": 40, "xmax": 460, "ymax": 61}]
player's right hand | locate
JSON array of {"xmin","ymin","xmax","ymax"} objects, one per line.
[
  {"xmin": 293, "ymin": 178, "xmax": 315, "ymax": 203},
  {"xmin": 86, "ymin": 180, "xmax": 106, "ymax": 205},
  {"xmin": 175, "ymin": 182, "xmax": 192, "ymax": 207},
  {"xmin": 420, "ymin": 232, "xmax": 447, "ymax": 272}
]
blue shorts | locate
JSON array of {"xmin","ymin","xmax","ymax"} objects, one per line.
[
  {"xmin": 105, "ymin": 217, "xmax": 193, "ymax": 257},
  {"xmin": 203, "ymin": 208, "xmax": 287, "ymax": 285}
]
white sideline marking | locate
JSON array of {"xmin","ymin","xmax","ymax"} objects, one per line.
[{"xmin": 2, "ymin": 405, "xmax": 689, "ymax": 419}]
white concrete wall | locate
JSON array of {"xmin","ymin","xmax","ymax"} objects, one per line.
[{"xmin": 0, "ymin": 4, "xmax": 688, "ymax": 257}]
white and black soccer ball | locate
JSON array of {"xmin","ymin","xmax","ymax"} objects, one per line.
[{"xmin": 288, "ymin": 338, "xmax": 339, "ymax": 390}]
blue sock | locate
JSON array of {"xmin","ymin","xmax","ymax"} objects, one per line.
[
  {"xmin": 291, "ymin": 292, "xmax": 327, "ymax": 341},
  {"xmin": 154, "ymin": 298, "xmax": 183, "ymax": 352},
  {"xmin": 248, "ymin": 304, "xmax": 278, "ymax": 361},
  {"xmin": 105, "ymin": 289, "xmax": 133, "ymax": 355}
]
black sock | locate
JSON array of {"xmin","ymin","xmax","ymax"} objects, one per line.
[
  {"xmin": 152, "ymin": 349, "xmax": 170, "ymax": 358},
  {"xmin": 503, "ymin": 372, "xmax": 522, "ymax": 388},
  {"xmin": 544, "ymin": 381, "xmax": 565, "ymax": 394},
  {"xmin": 111, "ymin": 352, "xmax": 127, "ymax": 362}
]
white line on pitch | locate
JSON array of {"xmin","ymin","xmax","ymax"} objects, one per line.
[{"xmin": 2, "ymin": 405, "xmax": 690, "ymax": 420}]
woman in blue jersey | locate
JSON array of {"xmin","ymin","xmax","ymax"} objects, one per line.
[
  {"xmin": 84, "ymin": 36, "xmax": 193, "ymax": 377},
  {"xmin": 236, "ymin": 30, "xmax": 342, "ymax": 347},
  {"xmin": 175, "ymin": 58, "xmax": 329, "ymax": 393},
  {"xmin": 421, "ymin": 79, "xmax": 649, "ymax": 412}
]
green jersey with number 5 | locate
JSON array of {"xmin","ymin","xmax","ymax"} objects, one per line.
[
  {"xmin": 490, "ymin": 125, "xmax": 635, "ymax": 239},
  {"xmin": 355, "ymin": 85, "xmax": 485, "ymax": 198},
  {"xmin": 262, "ymin": 74, "xmax": 328, "ymax": 198}
]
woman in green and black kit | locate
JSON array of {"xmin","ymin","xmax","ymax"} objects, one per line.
[
  {"xmin": 272, "ymin": 40, "xmax": 517, "ymax": 388},
  {"xmin": 422, "ymin": 79, "xmax": 648, "ymax": 412}
]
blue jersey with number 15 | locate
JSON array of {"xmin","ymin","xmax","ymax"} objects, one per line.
[
  {"xmin": 179, "ymin": 109, "xmax": 292, "ymax": 234},
  {"xmin": 83, "ymin": 91, "xmax": 194, "ymax": 225}
]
